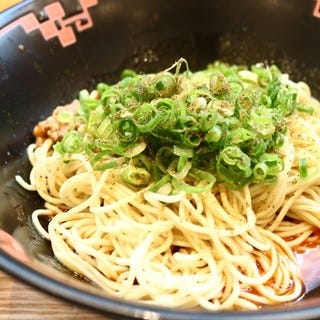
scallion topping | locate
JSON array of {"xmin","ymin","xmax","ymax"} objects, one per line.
[
  {"xmin": 121, "ymin": 165, "xmax": 151, "ymax": 187},
  {"xmin": 54, "ymin": 130, "xmax": 83, "ymax": 154},
  {"xmin": 299, "ymin": 158, "xmax": 308, "ymax": 178},
  {"xmin": 53, "ymin": 59, "xmax": 309, "ymax": 192}
]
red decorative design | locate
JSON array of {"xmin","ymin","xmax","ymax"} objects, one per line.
[
  {"xmin": 314, "ymin": 0, "xmax": 320, "ymax": 18},
  {"xmin": 0, "ymin": 0, "xmax": 98, "ymax": 47},
  {"xmin": 0, "ymin": 229, "xmax": 29, "ymax": 262}
]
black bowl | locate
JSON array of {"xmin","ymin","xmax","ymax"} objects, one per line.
[{"xmin": 1, "ymin": 1, "xmax": 320, "ymax": 319}]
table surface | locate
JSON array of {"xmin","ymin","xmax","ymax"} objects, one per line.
[{"xmin": 0, "ymin": 270, "xmax": 110, "ymax": 320}]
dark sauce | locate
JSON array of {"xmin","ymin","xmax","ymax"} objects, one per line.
[{"xmin": 295, "ymin": 230, "xmax": 320, "ymax": 294}]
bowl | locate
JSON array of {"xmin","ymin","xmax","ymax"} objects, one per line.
[{"xmin": 1, "ymin": 1, "xmax": 320, "ymax": 319}]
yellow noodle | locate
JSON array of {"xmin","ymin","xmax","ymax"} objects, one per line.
[{"xmin": 15, "ymin": 77, "xmax": 320, "ymax": 311}]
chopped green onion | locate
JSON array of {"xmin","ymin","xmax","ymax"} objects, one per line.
[
  {"xmin": 154, "ymin": 74, "xmax": 176, "ymax": 97},
  {"xmin": 132, "ymin": 154, "xmax": 152, "ymax": 171},
  {"xmin": 275, "ymin": 87, "xmax": 297, "ymax": 116},
  {"xmin": 79, "ymin": 89, "xmax": 100, "ymax": 116},
  {"xmin": 260, "ymin": 94, "xmax": 272, "ymax": 108},
  {"xmin": 183, "ymin": 131, "xmax": 201, "ymax": 148},
  {"xmin": 97, "ymin": 83, "xmax": 109, "ymax": 94},
  {"xmin": 253, "ymin": 162, "xmax": 268, "ymax": 181},
  {"xmin": 156, "ymin": 98, "xmax": 177, "ymax": 127},
  {"xmin": 121, "ymin": 165, "xmax": 151, "ymax": 187},
  {"xmin": 173, "ymin": 146, "xmax": 193, "ymax": 158},
  {"xmin": 96, "ymin": 116, "xmax": 112, "ymax": 138},
  {"xmin": 299, "ymin": 158, "xmax": 308, "ymax": 178},
  {"xmin": 168, "ymin": 159, "xmax": 192, "ymax": 180},
  {"xmin": 189, "ymin": 168, "xmax": 216, "ymax": 184},
  {"xmin": 257, "ymin": 153, "xmax": 284, "ymax": 182},
  {"xmin": 94, "ymin": 160, "xmax": 120, "ymax": 171},
  {"xmin": 297, "ymin": 104, "xmax": 314, "ymax": 114},
  {"xmin": 172, "ymin": 178, "xmax": 214, "ymax": 194},
  {"xmin": 156, "ymin": 147, "xmax": 174, "ymax": 173},
  {"xmin": 272, "ymin": 131, "xmax": 285, "ymax": 149},
  {"xmin": 117, "ymin": 118, "xmax": 138, "ymax": 143},
  {"xmin": 53, "ymin": 59, "xmax": 300, "ymax": 190},
  {"xmin": 121, "ymin": 69, "xmax": 137, "ymax": 79},
  {"xmin": 250, "ymin": 142, "xmax": 267, "ymax": 158},
  {"xmin": 251, "ymin": 64, "xmax": 276, "ymax": 86},
  {"xmin": 86, "ymin": 105, "xmax": 106, "ymax": 136},
  {"xmin": 150, "ymin": 174, "xmax": 171, "ymax": 192},
  {"xmin": 54, "ymin": 131, "xmax": 83, "ymax": 155},
  {"xmin": 227, "ymin": 128, "xmax": 253, "ymax": 145},
  {"xmin": 205, "ymin": 125, "xmax": 222, "ymax": 144},
  {"xmin": 133, "ymin": 103, "xmax": 161, "ymax": 132},
  {"xmin": 217, "ymin": 146, "xmax": 252, "ymax": 188},
  {"xmin": 101, "ymin": 90, "xmax": 122, "ymax": 107},
  {"xmin": 210, "ymin": 72, "xmax": 230, "ymax": 95}
]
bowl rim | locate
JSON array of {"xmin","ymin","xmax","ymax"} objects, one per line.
[{"xmin": 1, "ymin": 249, "xmax": 320, "ymax": 320}]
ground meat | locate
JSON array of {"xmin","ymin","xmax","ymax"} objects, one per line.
[{"xmin": 33, "ymin": 100, "xmax": 80, "ymax": 145}]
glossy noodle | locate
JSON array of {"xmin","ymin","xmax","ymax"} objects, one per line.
[{"xmin": 16, "ymin": 60, "xmax": 320, "ymax": 310}]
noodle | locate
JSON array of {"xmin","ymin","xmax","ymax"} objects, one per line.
[{"xmin": 16, "ymin": 62, "xmax": 320, "ymax": 310}]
